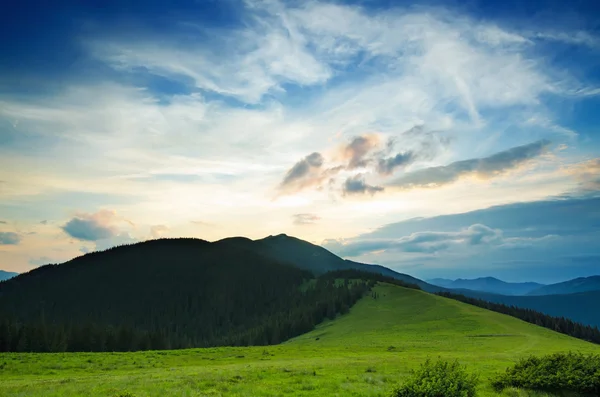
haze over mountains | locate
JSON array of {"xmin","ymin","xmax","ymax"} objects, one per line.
[
  {"xmin": 427, "ymin": 277, "xmax": 544, "ymax": 296},
  {"xmin": 0, "ymin": 270, "xmax": 18, "ymax": 282},
  {"xmin": 526, "ymin": 276, "xmax": 600, "ymax": 296}
]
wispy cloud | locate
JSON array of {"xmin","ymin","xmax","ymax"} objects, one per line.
[
  {"xmin": 279, "ymin": 152, "xmax": 327, "ymax": 194},
  {"xmin": 563, "ymin": 158, "xmax": 600, "ymax": 192},
  {"xmin": 1, "ymin": 0, "xmax": 599, "ymax": 273},
  {"xmin": 324, "ymin": 223, "xmax": 558, "ymax": 257},
  {"xmin": 388, "ymin": 140, "xmax": 552, "ymax": 189},
  {"xmin": 293, "ymin": 213, "xmax": 321, "ymax": 225}
]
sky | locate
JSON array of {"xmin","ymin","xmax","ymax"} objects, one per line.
[{"xmin": 1, "ymin": 0, "xmax": 599, "ymax": 283}]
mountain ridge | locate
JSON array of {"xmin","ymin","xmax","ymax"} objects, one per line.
[
  {"xmin": 427, "ymin": 276, "xmax": 544, "ymax": 295},
  {"xmin": 527, "ymin": 275, "xmax": 600, "ymax": 296},
  {"xmin": 0, "ymin": 270, "xmax": 18, "ymax": 282}
]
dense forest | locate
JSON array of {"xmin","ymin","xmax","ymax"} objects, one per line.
[
  {"xmin": 0, "ymin": 239, "xmax": 377, "ymax": 352},
  {"xmin": 437, "ymin": 292, "xmax": 600, "ymax": 344}
]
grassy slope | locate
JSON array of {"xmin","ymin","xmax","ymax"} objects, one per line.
[{"xmin": 1, "ymin": 284, "xmax": 598, "ymax": 397}]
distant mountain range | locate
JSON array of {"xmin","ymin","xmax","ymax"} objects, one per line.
[
  {"xmin": 453, "ymin": 288, "xmax": 600, "ymax": 328},
  {"xmin": 0, "ymin": 270, "xmax": 18, "ymax": 282},
  {"xmin": 526, "ymin": 276, "xmax": 600, "ymax": 296},
  {"xmin": 253, "ymin": 234, "xmax": 444, "ymax": 293},
  {"xmin": 427, "ymin": 277, "xmax": 544, "ymax": 296}
]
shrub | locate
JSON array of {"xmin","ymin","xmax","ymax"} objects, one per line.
[
  {"xmin": 391, "ymin": 359, "xmax": 478, "ymax": 397},
  {"xmin": 491, "ymin": 352, "xmax": 600, "ymax": 396}
]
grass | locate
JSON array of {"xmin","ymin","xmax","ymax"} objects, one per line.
[{"xmin": 1, "ymin": 284, "xmax": 598, "ymax": 396}]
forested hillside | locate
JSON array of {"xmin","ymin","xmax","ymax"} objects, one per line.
[{"xmin": 0, "ymin": 238, "xmax": 374, "ymax": 352}]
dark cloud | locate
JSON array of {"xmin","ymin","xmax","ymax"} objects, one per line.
[
  {"xmin": 0, "ymin": 220, "xmax": 6, "ymax": 224},
  {"xmin": 0, "ymin": 232, "xmax": 21, "ymax": 245},
  {"xmin": 293, "ymin": 213, "xmax": 321, "ymax": 225},
  {"xmin": 322, "ymin": 197, "xmax": 600, "ymax": 282},
  {"xmin": 62, "ymin": 216, "xmax": 115, "ymax": 241},
  {"xmin": 389, "ymin": 139, "xmax": 551, "ymax": 188},
  {"xmin": 343, "ymin": 135, "xmax": 379, "ymax": 169},
  {"xmin": 40, "ymin": 220, "xmax": 48, "ymax": 225},
  {"xmin": 343, "ymin": 174, "xmax": 384, "ymax": 196},
  {"xmin": 377, "ymin": 151, "xmax": 416, "ymax": 175}
]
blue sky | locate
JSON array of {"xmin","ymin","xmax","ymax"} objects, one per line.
[{"xmin": 1, "ymin": 0, "xmax": 599, "ymax": 282}]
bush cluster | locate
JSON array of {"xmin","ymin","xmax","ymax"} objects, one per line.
[
  {"xmin": 391, "ymin": 359, "xmax": 478, "ymax": 397},
  {"xmin": 491, "ymin": 352, "xmax": 600, "ymax": 396}
]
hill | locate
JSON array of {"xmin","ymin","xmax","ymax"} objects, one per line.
[
  {"xmin": 527, "ymin": 275, "xmax": 600, "ymax": 295},
  {"xmin": 0, "ymin": 270, "xmax": 18, "ymax": 281},
  {"xmin": 0, "ymin": 238, "xmax": 373, "ymax": 352},
  {"xmin": 455, "ymin": 288, "xmax": 600, "ymax": 327},
  {"xmin": 289, "ymin": 284, "xmax": 599, "ymax": 352},
  {"xmin": 255, "ymin": 234, "xmax": 444, "ymax": 292},
  {"xmin": 427, "ymin": 277, "xmax": 544, "ymax": 295},
  {"xmin": 1, "ymin": 283, "xmax": 599, "ymax": 397}
]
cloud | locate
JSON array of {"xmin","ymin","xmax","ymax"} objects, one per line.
[
  {"xmin": 40, "ymin": 220, "xmax": 48, "ymax": 225},
  {"xmin": 0, "ymin": 232, "xmax": 21, "ymax": 245},
  {"xmin": 564, "ymin": 158, "xmax": 600, "ymax": 192},
  {"xmin": 342, "ymin": 174, "xmax": 384, "ymax": 196},
  {"xmin": 150, "ymin": 224, "xmax": 169, "ymax": 238},
  {"xmin": 61, "ymin": 209, "xmax": 119, "ymax": 241},
  {"xmin": 322, "ymin": 223, "xmax": 559, "ymax": 257},
  {"xmin": 341, "ymin": 134, "xmax": 380, "ymax": 169},
  {"xmin": 293, "ymin": 213, "xmax": 321, "ymax": 225},
  {"xmin": 88, "ymin": 4, "xmax": 332, "ymax": 104},
  {"xmin": 279, "ymin": 152, "xmax": 328, "ymax": 193},
  {"xmin": 377, "ymin": 151, "xmax": 416, "ymax": 175},
  {"xmin": 0, "ymin": 220, "xmax": 6, "ymax": 224},
  {"xmin": 319, "ymin": 197, "xmax": 600, "ymax": 281},
  {"xmin": 389, "ymin": 140, "xmax": 551, "ymax": 189}
]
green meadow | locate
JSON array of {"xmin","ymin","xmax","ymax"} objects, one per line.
[{"xmin": 1, "ymin": 284, "xmax": 598, "ymax": 396}]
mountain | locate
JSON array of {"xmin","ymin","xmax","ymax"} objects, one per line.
[
  {"xmin": 291, "ymin": 283, "xmax": 599, "ymax": 353},
  {"xmin": 0, "ymin": 237, "xmax": 391, "ymax": 352},
  {"xmin": 427, "ymin": 278, "xmax": 454, "ymax": 287},
  {"xmin": 526, "ymin": 275, "xmax": 600, "ymax": 296},
  {"xmin": 427, "ymin": 277, "xmax": 544, "ymax": 295},
  {"xmin": 454, "ymin": 288, "xmax": 600, "ymax": 328},
  {"xmin": 255, "ymin": 234, "xmax": 444, "ymax": 292},
  {"xmin": 0, "ymin": 270, "xmax": 18, "ymax": 282}
]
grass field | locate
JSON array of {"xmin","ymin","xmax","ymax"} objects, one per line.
[{"xmin": 1, "ymin": 284, "xmax": 598, "ymax": 396}]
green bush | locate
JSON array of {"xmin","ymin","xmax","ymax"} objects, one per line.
[
  {"xmin": 491, "ymin": 352, "xmax": 600, "ymax": 396},
  {"xmin": 391, "ymin": 359, "xmax": 478, "ymax": 397}
]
